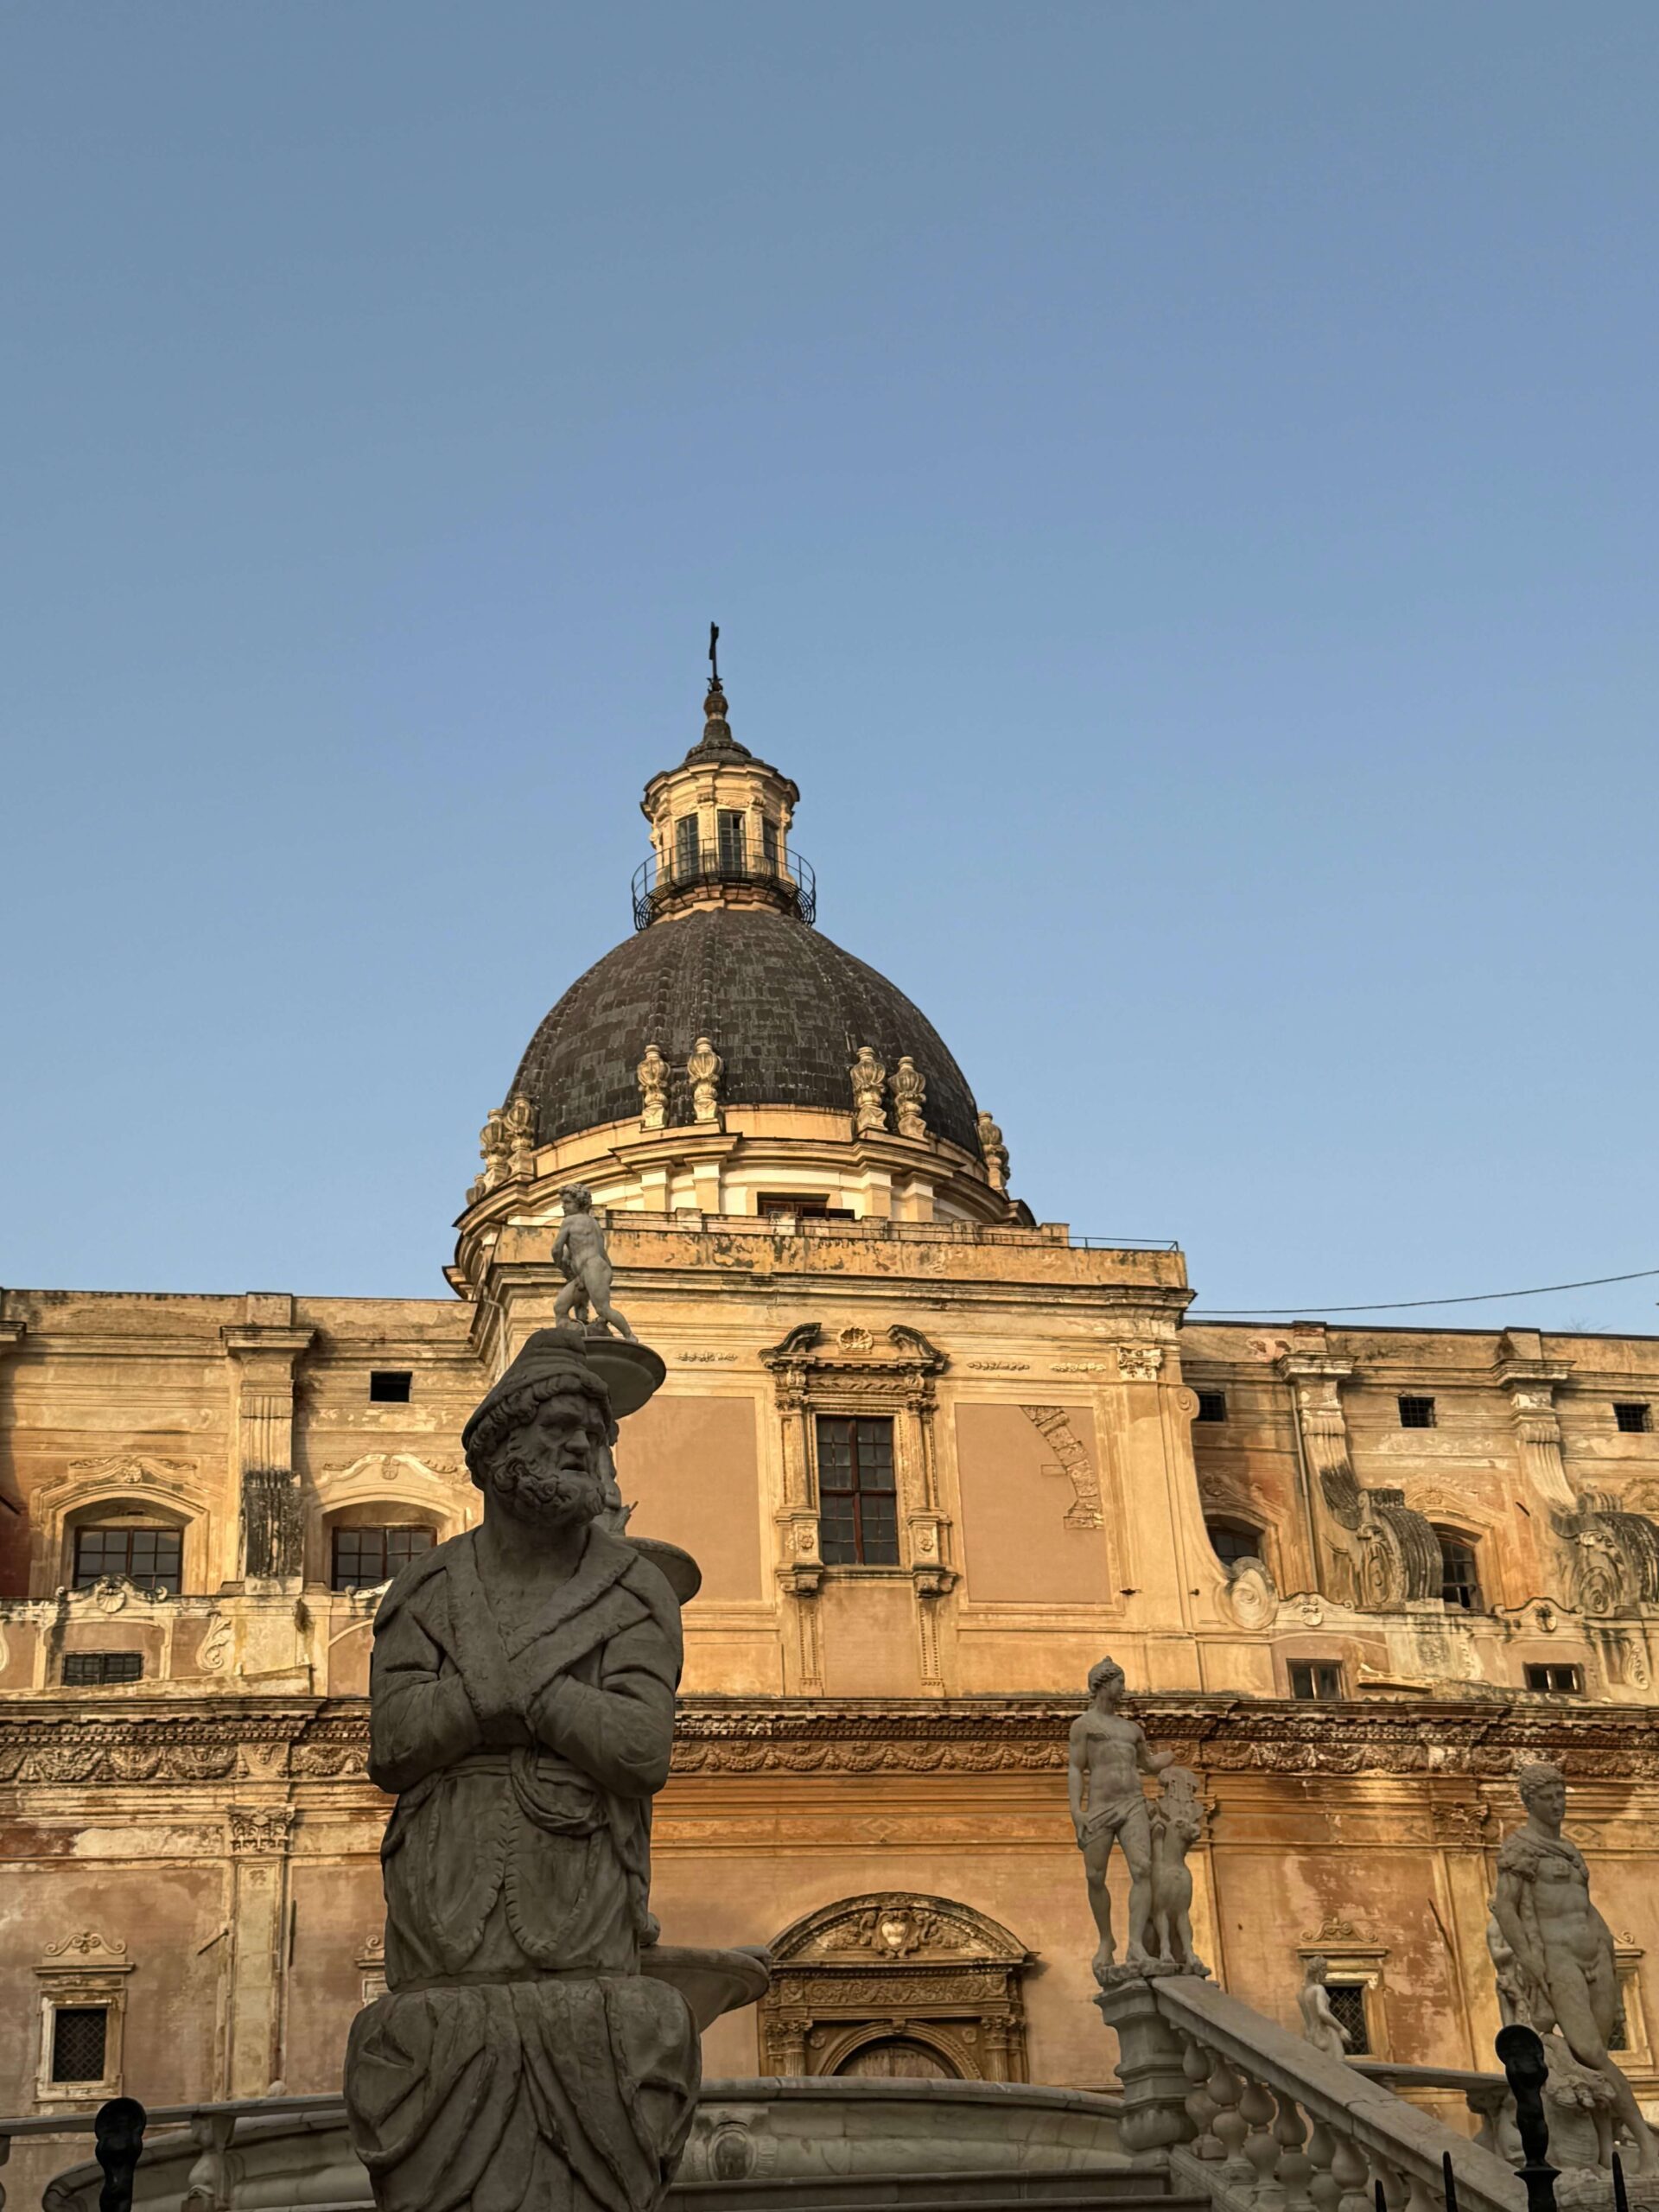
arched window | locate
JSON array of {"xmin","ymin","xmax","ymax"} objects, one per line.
[
  {"xmin": 1205, "ymin": 1518, "xmax": 1264, "ymax": 1572},
  {"xmin": 1433, "ymin": 1528, "xmax": 1481, "ymax": 1611},
  {"xmin": 836, "ymin": 2037, "xmax": 958, "ymax": 2080}
]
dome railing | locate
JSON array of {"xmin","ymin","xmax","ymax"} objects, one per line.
[{"xmin": 632, "ymin": 846, "xmax": 817, "ymax": 931}]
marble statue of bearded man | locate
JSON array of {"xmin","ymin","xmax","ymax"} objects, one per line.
[{"xmin": 343, "ymin": 1327, "xmax": 698, "ymax": 2212}]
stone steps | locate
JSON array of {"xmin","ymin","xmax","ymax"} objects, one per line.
[{"xmin": 669, "ymin": 2171, "xmax": 1204, "ymax": 2212}]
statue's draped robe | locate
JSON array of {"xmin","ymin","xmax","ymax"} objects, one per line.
[{"xmin": 344, "ymin": 1529, "xmax": 698, "ymax": 2212}]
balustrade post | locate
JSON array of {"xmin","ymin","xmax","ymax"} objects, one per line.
[
  {"xmin": 1273, "ymin": 2091, "xmax": 1316, "ymax": 2212},
  {"xmin": 181, "ymin": 2112, "xmax": 237, "ymax": 2212},
  {"xmin": 1180, "ymin": 2034, "xmax": 1224, "ymax": 2160},
  {"xmin": 1094, "ymin": 1981, "xmax": 1198, "ymax": 2156},
  {"xmin": 1209, "ymin": 2055, "xmax": 1255, "ymax": 2198},
  {"xmin": 0, "ymin": 2125, "xmax": 10, "ymax": 2212},
  {"xmin": 1242, "ymin": 2074, "xmax": 1286, "ymax": 2212},
  {"xmin": 1304, "ymin": 2117, "xmax": 1342, "ymax": 2212},
  {"xmin": 1328, "ymin": 2126, "xmax": 1371, "ymax": 2212}
]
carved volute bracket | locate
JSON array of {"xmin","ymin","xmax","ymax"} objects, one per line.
[{"xmin": 1493, "ymin": 1332, "xmax": 1575, "ymax": 1511}]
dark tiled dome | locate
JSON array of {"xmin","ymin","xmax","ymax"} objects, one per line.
[{"xmin": 510, "ymin": 907, "xmax": 981, "ymax": 1154}]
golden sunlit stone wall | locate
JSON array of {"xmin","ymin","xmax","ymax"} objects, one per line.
[{"xmin": 2, "ymin": 1239, "xmax": 1659, "ymax": 2177}]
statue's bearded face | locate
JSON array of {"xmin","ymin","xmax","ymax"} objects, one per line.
[{"xmin": 485, "ymin": 1389, "xmax": 608, "ymax": 1529}]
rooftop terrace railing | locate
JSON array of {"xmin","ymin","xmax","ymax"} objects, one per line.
[
  {"xmin": 600, "ymin": 1211, "xmax": 1179, "ymax": 1254},
  {"xmin": 632, "ymin": 847, "xmax": 817, "ymax": 930}
]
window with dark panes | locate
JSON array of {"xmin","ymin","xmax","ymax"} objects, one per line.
[
  {"xmin": 761, "ymin": 816, "xmax": 779, "ymax": 870},
  {"xmin": 1610, "ymin": 1986, "xmax": 1631, "ymax": 2052},
  {"xmin": 1289, "ymin": 1661, "xmax": 1343, "ymax": 1702},
  {"xmin": 73, "ymin": 1524, "xmax": 182, "ymax": 1595},
  {"xmin": 1615, "ymin": 1402, "xmax": 1651, "ymax": 1435},
  {"xmin": 331, "ymin": 1524, "xmax": 436, "ymax": 1592},
  {"xmin": 757, "ymin": 1193, "xmax": 855, "ymax": 1220},
  {"xmin": 369, "ymin": 1370, "xmax": 412, "ymax": 1403},
  {"xmin": 717, "ymin": 810, "xmax": 747, "ymax": 872},
  {"xmin": 1324, "ymin": 1982, "xmax": 1370, "ymax": 2055},
  {"xmin": 673, "ymin": 816, "xmax": 700, "ymax": 879},
  {"xmin": 1195, "ymin": 1390, "xmax": 1228, "ymax": 1423},
  {"xmin": 61, "ymin": 1651, "xmax": 143, "ymax": 1687},
  {"xmin": 1434, "ymin": 1529, "xmax": 1481, "ymax": 1611},
  {"xmin": 1397, "ymin": 1395, "xmax": 1436, "ymax": 1429},
  {"xmin": 1205, "ymin": 1521, "xmax": 1262, "ymax": 1570},
  {"xmin": 51, "ymin": 2006, "xmax": 109, "ymax": 2084},
  {"xmin": 1524, "ymin": 1662, "xmax": 1584, "ymax": 1694},
  {"xmin": 815, "ymin": 1415, "xmax": 899, "ymax": 1565}
]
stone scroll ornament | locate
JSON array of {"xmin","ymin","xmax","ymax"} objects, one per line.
[
  {"xmin": 1069, "ymin": 1656, "xmax": 1209, "ymax": 1986},
  {"xmin": 1489, "ymin": 1760, "xmax": 1657, "ymax": 2186},
  {"xmin": 342, "ymin": 1326, "xmax": 769, "ymax": 2212}
]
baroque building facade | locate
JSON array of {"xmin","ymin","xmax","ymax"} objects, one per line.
[{"xmin": 2, "ymin": 671, "xmax": 1657, "ymax": 2182}]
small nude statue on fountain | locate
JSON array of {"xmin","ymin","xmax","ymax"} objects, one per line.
[
  {"xmin": 1298, "ymin": 1955, "xmax": 1353, "ymax": 2062},
  {"xmin": 343, "ymin": 1325, "xmax": 764, "ymax": 2212},
  {"xmin": 1071, "ymin": 1656, "xmax": 1206, "ymax": 1983},
  {"xmin": 1491, "ymin": 1759, "xmax": 1657, "ymax": 2180},
  {"xmin": 554, "ymin": 1184, "xmax": 638, "ymax": 1339}
]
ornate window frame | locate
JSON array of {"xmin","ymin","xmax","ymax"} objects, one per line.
[
  {"xmin": 761, "ymin": 1324, "xmax": 953, "ymax": 1598},
  {"xmin": 1297, "ymin": 1916, "xmax": 1391, "ymax": 2060},
  {"xmin": 33, "ymin": 1930, "xmax": 133, "ymax": 2108},
  {"xmin": 33, "ymin": 1459, "xmax": 209, "ymax": 1604},
  {"xmin": 760, "ymin": 1892, "xmax": 1032, "ymax": 2082}
]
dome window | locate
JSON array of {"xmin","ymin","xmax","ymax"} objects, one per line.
[
  {"xmin": 717, "ymin": 810, "xmax": 747, "ymax": 873},
  {"xmin": 673, "ymin": 816, "xmax": 701, "ymax": 880}
]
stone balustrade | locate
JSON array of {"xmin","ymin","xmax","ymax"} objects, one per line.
[{"xmin": 1095, "ymin": 1974, "xmax": 1525, "ymax": 2212}]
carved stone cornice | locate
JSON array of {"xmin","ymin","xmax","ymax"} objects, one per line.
[{"xmin": 3, "ymin": 1694, "xmax": 1659, "ymax": 1786}]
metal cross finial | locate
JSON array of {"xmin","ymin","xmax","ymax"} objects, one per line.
[{"xmin": 709, "ymin": 622, "xmax": 720, "ymax": 685}]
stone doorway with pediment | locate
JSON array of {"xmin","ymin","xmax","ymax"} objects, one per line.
[{"xmin": 759, "ymin": 1892, "xmax": 1033, "ymax": 2082}]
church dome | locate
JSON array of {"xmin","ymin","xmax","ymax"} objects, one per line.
[{"xmin": 510, "ymin": 904, "xmax": 982, "ymax": 1155}]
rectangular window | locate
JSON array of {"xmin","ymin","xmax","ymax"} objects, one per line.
[
  {"xmin": 1397, "ymin": 1395, "xmax": 1436, "ymax": 1429},
  {"xmin": 673, "ymin": 816, "xmax": 701, "ymax": 879},
  {"xmin": 716, "ymin": 810, "xmax": 747, "ymax": 873},
  {"xmin": 761, "ymin": 817, "xmax": 779, "ymax": 870},
  {"xmin": 1324, "ymin": 1982, "xmax": 1371, "ymax": 2055},
  {"xmin": 1289, "ymin": 1661, "xmax": 1343, "ymax": 1702},
  {"xmin": 50, "ymin": 2006, "xmax": 109, "ymax": 2085},
  {"xmin": 369, "ymin": 1370, "xmax": 412, "ymax": 1403},
  {"xmin": 1436, "ymin": 1531, "xmax": 1481, "ymax": 1611},
  {"xmin": 73, "ymin": 1525, "xmax": 182, "ymax": 1596},
  {"xmin": 816, "ymin": 1415, "xmax": 899, "ymax": 1566},
  {"xmin": 1610, "ymin": 1986, "xmax": 1631, "ymax": 2053},
  {"xmin": 1615, "ymin": 1402, "xmax": 1651, "ymax": 1434},
  {"xmin": 1524, "ymin": 1662, "xmax": 1584, "ymax": 1694},
  {"xmin": 758, "ymin": 1193, "xmax": 855, "ymax": 1220},
  {"xmin": 1195, "ymin": 1390, "xmax": 1228, "ymax": 1423},
  {"xmin": 331, "ymin": 1524, "xmax": 436, "ymax": 1592},
  {"xmin": 61, "ymin": 1651, "xmax": 143, "ymax": 1687}
]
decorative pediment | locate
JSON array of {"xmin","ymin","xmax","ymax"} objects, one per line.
[
  {"xmin": 315, "ymin": 1452, "xmax": 464, "ymax": 1503},
  {"xmin": 760, "ymin": 1323, "xmax": 948, "ymax": 1380},
  {"xmin": 39, "ymin": 1457, "xmax": 206, "ymax": 1516},
  {"xmin": 772, "ymin": 1891, "xmax": 1028, "ymax": 1966}
]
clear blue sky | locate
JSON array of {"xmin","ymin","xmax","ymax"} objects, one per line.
[{"xmin": 3, "ymin": 3, "xmax": 1656, "ymax": 1332}]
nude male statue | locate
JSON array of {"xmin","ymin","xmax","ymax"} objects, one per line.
[
  {"xmin": 1491, "ymin": 1760, "xmax": 1657, "ymax": 2172},
  {"xmin": 1297, "ymin": 1954, "xmax": 1352, "ymax": 2063},
  {"xmin": 553, "ymin": 1185, "xmax": 637, "ymax": 1340},
  {"xmin": 1069, "ymin": 1656, "xmax": 1173, "ymax": 1980}
]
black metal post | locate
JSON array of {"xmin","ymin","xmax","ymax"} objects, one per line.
[
  {"xmin": 92, "ymin": 2096, "xmax": 146, "ymax": 2212},
  {"xmin": 1443, "ymin": 2147, "xmax": 1460, "ymax": 2212},
  {"xmin": 1612, "ymin": 2150, "xmax": 1629, "ymax": 2212},
  {"xmin": 1496, "ymin": 2023, "xmax": 1558, "ymax": 2212},
  {"xmin": 1375, "ymin": 2180, "xmax": 1389, "ymax": 2212}
]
